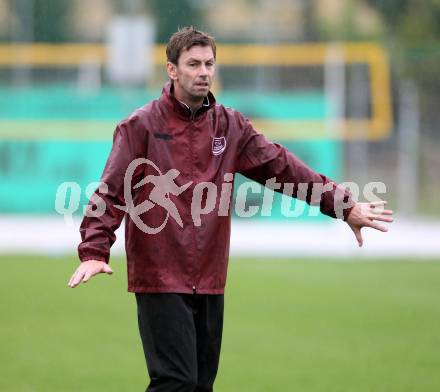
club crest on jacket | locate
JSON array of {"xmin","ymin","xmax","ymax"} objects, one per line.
[{"xmin": 212, "ymin": 137, "xmax": 226, "ymax": 155}]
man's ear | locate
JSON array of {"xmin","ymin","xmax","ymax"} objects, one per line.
[{"xmin": 166, "ymin": 62, "xmax": 178, "ymax": 81}]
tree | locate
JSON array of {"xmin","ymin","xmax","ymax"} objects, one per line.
[
  {"xmin": 11, "ymin": 0, "xmax": 70, "ymax": 42},
  {"xmin": 148, "ymin": 0, "xmax": 204, "ymax": 43}
]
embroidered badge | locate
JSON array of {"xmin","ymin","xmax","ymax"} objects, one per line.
[
  {"xmin": 212, "ymin": 137, "xmax": 226, "ymax": 155},
  {"xmin": 154, "ymin": 132, "xmax": 173, "ymax": 140}
]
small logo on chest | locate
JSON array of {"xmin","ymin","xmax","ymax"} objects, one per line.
[
  {"xmin": 154, "ymin": 132, "xmax": 173, "ymax": 141},
  {"xmin": 212, "ymin": 137, "xmax": 226, "ymax": 155}
]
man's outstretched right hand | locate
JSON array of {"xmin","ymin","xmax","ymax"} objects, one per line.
[{"xmin": 68, "ymin": 260, "xmax": 113, "ymax": 288}]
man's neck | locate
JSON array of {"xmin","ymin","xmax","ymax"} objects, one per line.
[
  {"xmin": 172, "ymin": 84, "xmax": 205, "ymax": 113},
  {"xmin": 180, "ymin": 99, "xmax": 204, "ymax": 113}
]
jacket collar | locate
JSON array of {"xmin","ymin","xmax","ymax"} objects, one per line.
[{"xmin": 161, "ymin": 80, "xmax": 216, "ymax": 120}]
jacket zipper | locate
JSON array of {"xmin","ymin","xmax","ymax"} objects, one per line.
[
  {"xmin": 189, "ymin": 109, "xmax": 197, "ymax": 293},
  {"xmin": 189, "ymin": 106, "xmax": 204, "ymax": 294}
]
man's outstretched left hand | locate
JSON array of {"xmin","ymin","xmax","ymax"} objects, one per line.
[{"xmin": 346, "ymin": 201, "xmax": 394, "ymax": 247}]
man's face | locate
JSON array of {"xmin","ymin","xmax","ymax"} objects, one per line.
[{"xmin": 167, "ymin": 45, "xmax": 216, "ymax": 102}]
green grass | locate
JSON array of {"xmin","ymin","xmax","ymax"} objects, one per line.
[{"xmin": 1, "ymin": 256, "xmax": 440, "ymax": 391}]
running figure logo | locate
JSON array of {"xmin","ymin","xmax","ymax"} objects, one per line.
[{"xmin": 115, "ymin": 158, "xmax": 192, "ymax": 234}]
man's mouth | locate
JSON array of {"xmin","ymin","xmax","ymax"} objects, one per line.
[{"xmin": 195, "ymin": 81, "xmax": 209, "ymax": 88}]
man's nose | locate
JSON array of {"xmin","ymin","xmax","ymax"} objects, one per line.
[{"xmin": 198, "ymin": 64, "xmax": 208, "ymax": 76}]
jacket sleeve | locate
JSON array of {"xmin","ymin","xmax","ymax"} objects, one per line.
[
  {"xmin": 235, "ymin": 114, "xmax": 354, "ymax": 220},
  {"xmin": 77, "ymin": 117, "xmax": 147, "ymax": 262}
]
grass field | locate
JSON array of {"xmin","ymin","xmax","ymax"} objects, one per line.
[{"xmin": 1, "ymin": 255, "xmax": 440, "ymax": 391}]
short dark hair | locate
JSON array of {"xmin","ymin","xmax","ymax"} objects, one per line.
[{"xmin": 166, "ymin": 26, "xmax": 216, "ymax": 65}]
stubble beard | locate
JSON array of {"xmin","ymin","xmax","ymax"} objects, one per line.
[{"xmin": 188, "ymin": 84, "xmax": 210, "ymax": 100}]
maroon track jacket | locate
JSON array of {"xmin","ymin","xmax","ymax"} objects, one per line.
[{"xmin": 78, "ymin": 81, "xmax": 353, "ymax": 294}]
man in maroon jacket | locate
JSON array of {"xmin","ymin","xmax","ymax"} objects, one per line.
[{"xmin": 68, "ymin": 27, "xmax": 393, "ymax": 391}]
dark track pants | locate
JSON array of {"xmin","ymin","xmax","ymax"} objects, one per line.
[{"xmin": 135, "ymin": 293, "xmax": 224, "ymax": 392}]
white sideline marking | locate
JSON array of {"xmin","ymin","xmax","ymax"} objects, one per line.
[{"xmin": 0, "ymin": 215, "xmax": 438, "ymax": 259}]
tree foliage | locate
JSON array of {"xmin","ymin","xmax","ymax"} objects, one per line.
[
  {"xmin": 366, "ymin": 0, "xmax": 440, "ymax": 42},
  {"xmin": 11, "ymin": 0, "xmax": 70, "ymax": 42}
]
